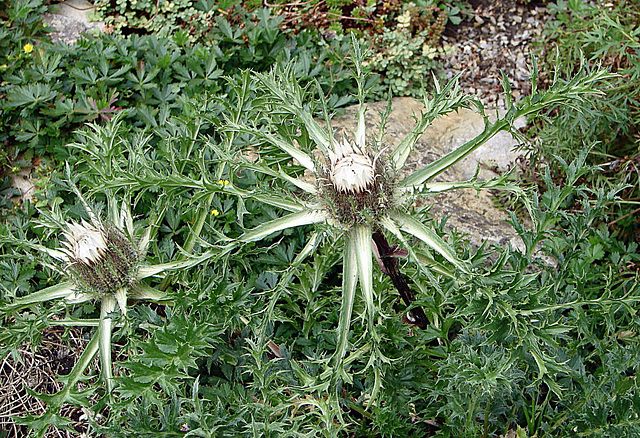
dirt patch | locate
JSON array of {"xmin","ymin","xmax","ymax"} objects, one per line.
[{"xmin": 0, "ymin": 327, "xmax": 94, "ymax": 438}]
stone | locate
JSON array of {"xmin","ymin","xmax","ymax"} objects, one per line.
[
  {"xmin": 329, "ymin": 97, "xmax": 525, "ymax": 250},
  {"xmin": 42, "ymin": 0, "xmax": 104, "ymax": 44},
  {"xmin": 9, "ymin": 167, "xmax": 36, "ymax": 204}
]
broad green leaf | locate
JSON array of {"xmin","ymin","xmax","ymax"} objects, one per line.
[
  {"xmin": 239, "ymin": 209, "xmax": 327, "ymax": 243},
  {"xmin": 387, "ymin": 211, "xmax": 470, "ymax": 274}
]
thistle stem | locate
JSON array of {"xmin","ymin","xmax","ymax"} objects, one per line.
[{"xmin": 372, "ymin": 230, "xmax": 429, "ymax": 329}]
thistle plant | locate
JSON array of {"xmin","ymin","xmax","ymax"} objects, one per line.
[
  {"xmin": 3, "ymin": 174, "xmax": 215, "ymax": 436},
  {"xmin": 221, "ymin": 42, "xmax": 614, "ymax": 393}
]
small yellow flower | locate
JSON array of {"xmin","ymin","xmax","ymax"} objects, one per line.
[
  {"xmin": 211, "ymin": 209, "xmax": 220, "ymax": 217},
  {"xmin": 217, "ymin": 179, "xmax": 229, "ymax": 186},
  {"xmin": 23, "ymin": 43, "xmax": 33, "ymax": 53}
]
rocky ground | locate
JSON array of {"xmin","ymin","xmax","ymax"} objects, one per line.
[
  {"xmin": 42, "ymin": 0, "xmax": 103, "ymax": 44},
  {"xmin": 440, "ymin": 0, "xmax": 550, "ymax": 104}
]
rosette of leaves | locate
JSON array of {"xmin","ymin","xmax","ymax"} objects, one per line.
[
  {"xmin": 220, "ymin": 41, "xmax": 614, "ymax": 397},
  {"xmin": 2, "ymin": 176, "xmax": 216, "ymax": 436}
]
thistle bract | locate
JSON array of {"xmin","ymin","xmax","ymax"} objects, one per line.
[
  {"xmin": 60, "ymin": 220, "xmax": 139, "ymax": 295},
  {"xmin": 328, "ymin": 139, "xmax": 375, "ymax": 193}
]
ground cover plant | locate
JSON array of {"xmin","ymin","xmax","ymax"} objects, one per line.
[
  {"xmin": 94, "ymin": 0, "xmax": 455, "ymax": 98},
  {"xmin": 531, "ymin": 0, "xmax": 640, "ymax": 243},
  {"xmin": 2, "ymin": 0, "xmax": 640, "ymax": 437}
]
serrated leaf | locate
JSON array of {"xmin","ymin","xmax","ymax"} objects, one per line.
[
  {"xmin": 7, "ymin": 281, "xmax": 75, "ymax": 311},
  {"xmin": 137, "ymin": 250, "xmax": 217, "ymax": 279}
]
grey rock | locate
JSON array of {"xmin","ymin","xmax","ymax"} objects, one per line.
[
  {"xmin": 42, "ymin": 0, "xmax": 104, "ymax": 44},
  {"xmin": 9, "ymin": 167, "xmax": 36, "ymax": 204}
]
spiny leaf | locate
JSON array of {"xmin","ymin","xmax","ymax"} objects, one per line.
[
  {"xmin": 387, "ymin": 210, "xmax": 470, "ymax": 274},
  {"xmin": 239, "ymin": 209, "xmax": 327, "ymax": 243}
]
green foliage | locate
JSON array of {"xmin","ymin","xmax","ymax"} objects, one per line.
[
  {"xmin": 0, "ymin": 3, "xmax": 358, "ymax": 223},
  {"xmin": 534, "ymin": 0, "xmax": 640, "ymax": 241},
  {"xmin": 0, "ymin": 0, "xmax": 49, "ymax": 207},
  {"xmin": 0, "ymin": 31, "xmax": 353, "ymax": 159},
  {"xmin": 2, "ymin": 1, "xmax": 640, "ymax": 437},
  {"xmin": 94, "ymin": 0, "xmax": 454, "ymax": 98},
  {"xmin": 367, "ymin": 6, "xmax": 444, "ymax": 97}
]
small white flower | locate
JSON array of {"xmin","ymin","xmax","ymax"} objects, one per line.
[
  {"xmin": 328, "ymin": 138, "xmax": 375, "ymax": 193},
  {"xmin": 61, "ymin": 220, "xmax": 108, "ymax": 265}
]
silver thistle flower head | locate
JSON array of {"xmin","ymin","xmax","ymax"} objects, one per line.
[
  {"xmin": 60, "ymin": 219, "xmax": 139, "ymax": 295},
  {"xmin": 328, "ymin": 138, "xmax": 375, "ymax": 194},
  {"xmin": 61, "ymin": 220, "xmax": 108, "ymax": 265},
  {"xmin": 319, "ymin": 135, "xmax": 394, "ymax": 227}
]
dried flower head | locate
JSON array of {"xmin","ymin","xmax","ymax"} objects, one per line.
[
  {"xmin": 318, "ymin": 135, "xmax": 394, "ymax": 227},
  {"xmin": 60, "ymin": 220, "xmax": 139, "ymax": 295},
  {"xmin": 328, "ymin": 139, "xmax": 375, "ymax": 193}
]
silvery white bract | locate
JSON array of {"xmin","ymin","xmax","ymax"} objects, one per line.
[
  {"xmin": 61, "ymin": 220, "xmax": 108, "ymax": 265},
  {"xmin": 328, "ymin": 138, "xmax": 376, "ymax": 194}
]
